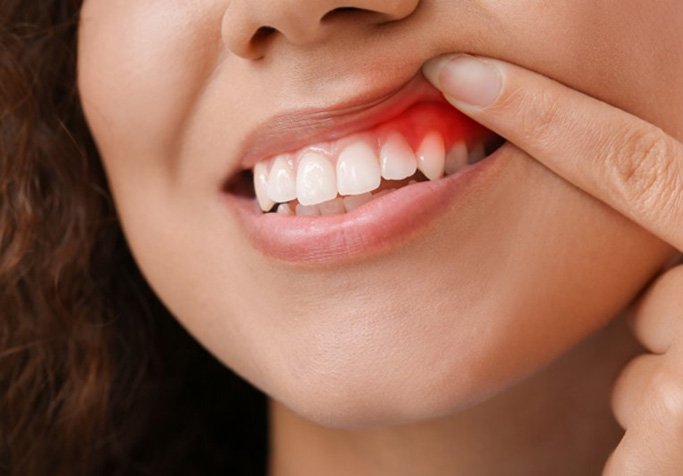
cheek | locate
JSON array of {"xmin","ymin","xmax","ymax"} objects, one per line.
[{"xmin": 78, "ymin": 0, "xmax": 224, "ymax": 177}]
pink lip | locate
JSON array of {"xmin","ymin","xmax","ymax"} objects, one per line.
[{"xmin": 232, "ymin": 72, "xmax": 445, "ymax": 175}]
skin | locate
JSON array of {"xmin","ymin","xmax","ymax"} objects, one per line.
[
  {"xmin": 77, "ymin": 0, "xmax": 683, "ymax": 473},
  {"xmin": 423, "ymin": 53, "xmax": 683, "ymax": 474}
]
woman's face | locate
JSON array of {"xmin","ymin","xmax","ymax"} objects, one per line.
[{"xmin": 78, "ymin": 0, "xmax": 682, "ymax": 428}]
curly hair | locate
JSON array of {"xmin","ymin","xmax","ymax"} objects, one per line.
[{"xmin": 0, "ymin": 2, "xmax": 267, "ymax": 475}]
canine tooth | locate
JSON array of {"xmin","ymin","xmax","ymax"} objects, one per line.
[
  {"xmin": 336, "ymin": 140, "xmax": 381, "ymax": 196},
  {"xmin": 267, "ymin": 155, "xmax": 297, "ymax": 203},
  {"xmin": 343, "ymin": 192, "xmax": 372, "ymax": 212},
  {"xmin": 380, "ymin": 132, "xmax": 417, "ymax": 180},
  {"xmin": 296, "ymin": 152, "xmax": 337, "ymax": 206},
  {"xmin": 276, "ymin": 203, "xmax": 294, "ymax": 215},
  {"xmin": 416, "ymin": 132, "xmax": 445, "ymax": 181},
  {"xmin": 445, "ymin": 142, "xmax": 468, "ymax": 176},
  {"xmin": 295, "ymin": 203, "xmax": 321, "ymax": 216},
  {"xmin": 319, "ymin": 197, "xmax": 346, "ymax": 216},
  {"xmin": 253, "ymin": 162, "xmax": 275, "ymax": 211},
  {"xmin": 469, "ymin": 143, "xmax": 486, "ymax": 163}
]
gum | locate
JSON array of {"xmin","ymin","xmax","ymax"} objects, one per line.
[
  {"xmin": 375, "ymin": 102, "xmax": 489, "ymax": 151},
  {"xmin": 259, "ymin": 102, "xmax": 491, "ymax": 171}
]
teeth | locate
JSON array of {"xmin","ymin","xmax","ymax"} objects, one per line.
[
  {"xmin": 267, "ymin": 155, "xmax": 297, "ymax": 203},
  {"xmin": 295, "ymin": 203, "xmax": 321, "ymax": 216},
  {"xmin": 296, "ymin": 152, "xmax": 337, "ymax": 206},
  {"xmin": 319, "ymin": 197, "xmax": 346, "ymax": 216},
  {"xmin": 379, "ymin": 132, "xmax": 417, "ymax": 180},
  {"xmin": 253, "ymin": 162, "xmax": 275, "ymax": 212},
  {"xmin": 469, "ymin": 143, "xmax": 486, "ymax": 163},
  {"xmin": 336, "ymin": 139, "xmax": 382, "ymax": 196},
  {"xmin": 343, "ymin": 192, "xmax": 373, "ymax": 212},
  {"xmin": 252, "ymin": 128, "xmax": 498, "ymax": 216},
  {"xmin": 276, "ymin": 203, "xmax": 294, "ymax": 215},
  {"xmin": 416, "ymin": 132, "xmax": 445, "ymax": 181},
  {"xmin": 445, "ymin": 142, "xmax": 468, "ymax": 176}
]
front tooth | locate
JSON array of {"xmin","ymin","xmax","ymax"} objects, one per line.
[
  {"xmin": 267, "ymin": 155, "xmax": 297, "ymax": 203},
  {"xmin": 445, "ymin": 142, "xmax": 468, "ymax": 176},
  {"xmin": 253, "ymin": 162, "xmax": 276, "ymax": 211},
  {"xmin": 416, "ymin": 132, "xmax": 445, "ymax": 181},
  {"xmin": 296, "ymin": 152, "xmax": 337, "ymax": 206},
  {"xmin": 336, "ymin": 140, "xmax": 381, "ymax": 196},
  {"xmin": 295, "ymin": 203, "xmax": 321, "ymax": 216},
  {"xmin": 319, "ymin": 197, "xmax": 346, "ymax": 216},
  {"xmin": 343, "ymin": 192, "xmax": 372, "ymax": 212},
  {"xmin": 380, "ymin": 132, "xmax": 417, "ymax": 180},
  {"xmin": 469, "ymin": 143, "xmax": 486, "ymax": 163}
]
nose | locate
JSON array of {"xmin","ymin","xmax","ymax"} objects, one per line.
[{"xmin": 222, "ymin": 0, "xmax": 420, "ymax": 59}]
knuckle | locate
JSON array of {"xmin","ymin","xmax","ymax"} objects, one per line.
[
  {"xmin": 602, "ymin": 443, "xmax": 650, "ymax": 476},
  {"xmin": 601, "ymin": 451, "xmax": 621, "ymax": 476},
  {"xmin": 606, "ymin": 125, "xmax": 680, "ymax": 217},
  {"xmin": 610, "ymin": 354, "xmax": 653, "ymax": 425},
  {"xmin": 648, "ymin": 366, "xmax": 683, "ymax": 427},
  {"xmin": 628, "ymin": 264, "xmax": 683, "ymax": 344}
]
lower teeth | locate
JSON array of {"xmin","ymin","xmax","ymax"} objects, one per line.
[{"xmin": 268, "ymin": 179, "xmax": 419, "ymax": 216}]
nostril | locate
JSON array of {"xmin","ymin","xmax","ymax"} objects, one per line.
[
  {"xmin": 242, "ymin": 26, "xmax": 277, "ymax": 59},
  {"xmin": 321, "ymin": 7, "xmax": 368, "ymax": 22},
  {"xmin": 323, "ymin": 7, "xmax": 359, "ymax": 16},
  {"xmin": 252, "ymin": 25, "xmax": 276, "ymax": 44},
  {"xmin": 320, "ymin": 3, "xmax": 417, "ymax": 24}
]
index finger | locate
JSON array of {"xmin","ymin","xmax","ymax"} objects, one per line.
[{"xmin": 423, "ymin": 54, "xmax": 683, "ymax": 251}]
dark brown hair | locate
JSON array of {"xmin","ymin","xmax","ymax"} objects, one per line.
[{"xmin": 0, "ymin": 2, "xmax": 267, "ymax": 474}]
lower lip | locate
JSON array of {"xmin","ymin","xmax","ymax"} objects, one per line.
[{"xmin": 222, "ymin": 142, "xmax": 509, "ymax": 266}]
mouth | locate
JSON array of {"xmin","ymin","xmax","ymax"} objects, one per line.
[{"xmin": 221, "ymin": 70, "xmax": 506, "ymax": 264}]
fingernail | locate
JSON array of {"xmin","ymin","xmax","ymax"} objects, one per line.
[{"xmin": 423, "ymin": 54, "xmax": 503, "ymax": 108}]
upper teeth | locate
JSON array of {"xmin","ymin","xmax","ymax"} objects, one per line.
[
  {"xmin": 336, "ymin": 139, "xmax": 382, "ymax": 197},
  {"xmin": 297, "ymin": 152, "xmax": 338, "ymax": 206},
  {"xmin": 416, "ymin": 131, "xmax": 446, "ymax": 181},
  {"xmin": 266, "ymin": 155, "xmax": 297, "ymax": 203},
  {"xmin": 252, "ymin": 130, "xmax": 484, "ymax": 212},
  {"xmin": 380, "ymin": 132, "xmax": 417, "ymax": 180}
]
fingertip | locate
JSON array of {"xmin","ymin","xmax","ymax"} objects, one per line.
[
  {"xmin": 422, "ymin": 54, "xmax": 503, "ymax": 109},
  {"xmin": 421, "ymin": 55, "xmax": 451, "ymax": 89}
]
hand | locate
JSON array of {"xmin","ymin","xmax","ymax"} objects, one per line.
[
  {"xmin": 608, "ymin": 265, "xmax": 683, "ymax": 475},
  {"xmin": 422, "ymin": 54, "xmax": 683, "ymax": 475}
]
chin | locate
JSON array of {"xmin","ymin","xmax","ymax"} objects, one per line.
[{"xmin": 245, "ymin": 299, "xmax": 581, "ymax": 430}]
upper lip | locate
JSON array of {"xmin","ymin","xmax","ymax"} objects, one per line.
[{"xmin": 232, "ymin": 70, "xmax": 446, "ymax": 175}]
